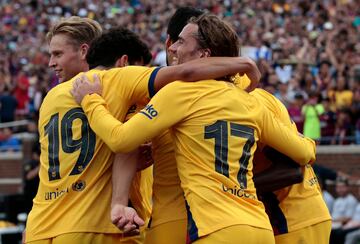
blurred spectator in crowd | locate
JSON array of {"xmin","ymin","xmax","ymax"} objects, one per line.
[
  {"xmin": 13, "ymin": 70, "xmax": 30, "ymax": 120},
  {"xmin": 287, "ymin": 74, "xmax": 309, "ymax": 104},
  {"xmin": 345, "ymin": 228, "xmax": 360, "ymax": 244},
  {"xmin": 323, "ymin": 185, "xmax": 335, "ymax": 214},
  {"xmin": 317, "ymin": 172, "xmax": 335, "ymax": 213},
  {"xmin": 301, "ymin": 69, "xmax": 318, "ymax": 96},
  {"xmin": 351, "ymin": 78, "xmax": 360, "ymax": 144},
  {"xmin": 313, "ymin": 164, "xmax": 355, "ymax": 213},
  {"xmin": 275, "ymin": 63, "xmax": 292, "ymax": 84},
  {"xmin": 302, "ymin": 92, "xmax": 324, "ymax": 143},
  {"xmin": 275, "ymin": 82, "xmax": 291, "ymax": 108},
  {"xmin": 316, "ymin": 60, "xmax": 334, "ymax": 95},
  {"xmin": 23, "ymin": 140, "xmax": 40, "ymax": 214},
  {"xmin": 320, "ymin": 97, "xmax": 337, "ymax": 144},
  {"xmin": 333, "ymin": 109, "xmax": 353, "ymax": 145},
  {"xmin": 0, "ymin": 85, "xmax": 17, "ymax": 123},
  {"xmin": 0, "ymin": 128, "xmax": 21, "ymax": 151},
  {"xmin": 31, "ymin": 78, "xmax": 49, "ymax": 121},
  {"xmin": 288, "ymin": 93, "xmax": 305, "ymax": 132},
  {"xmin": 331, "ymin": 179, "xmax": 358, "ymax": 230},
  {"xmin": 329, "ymin": 74, "xmax": 353, "ymax": 110},
  {"xmin": 331, "ymin": 202, "xmax": 360, "ymax": 244}
]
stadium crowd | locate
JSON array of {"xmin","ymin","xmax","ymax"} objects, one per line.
[{"xmin": 0, "ymin": 0, "xmax": 359, "ymax": 145}]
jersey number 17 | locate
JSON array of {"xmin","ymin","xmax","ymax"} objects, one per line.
[{"xmin": 205, "ymin": 120, "xmax": 255, "ymax": 189}]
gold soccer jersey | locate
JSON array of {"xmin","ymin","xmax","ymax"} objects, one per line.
[
  {"xmin": 251, "ymin": 89, "xmax": 331, "ymax": 234},
  {"xmin": 150, "ymin": 130, "xmax": 187, "ymax": 227},
  {"xmin": 79, "ymin": 79, "xmax": 316, "ymax": 241},
  {"xmin": 26, "ymin": 66, "xmax": 158, "ymax": 242}
]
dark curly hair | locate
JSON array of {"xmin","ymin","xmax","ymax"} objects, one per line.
[
  {"xmin": 167, "ymin": 7, "xmax": 204, "ymax": 43},
  {"xmin": 86, "ymin": 27, "xmax": 152, "ymax": 69}
]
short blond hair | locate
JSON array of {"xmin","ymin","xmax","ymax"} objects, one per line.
[{"xmin": 46, "ymin": 16, "xmax": 102, "ymax": 48}]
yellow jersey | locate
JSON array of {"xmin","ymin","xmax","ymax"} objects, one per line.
[
  {"xmin": 251, "ymin": 88, "xmax": 331, "ymax": 234},
  {"xmin": 150, "ymin": 130, "xmax": 187, "ymax": 227},
  {"xmin": 26, "ymin": 66, "xmax": 159, "ymax": 242},
  {"xmin": 79, "ymin": 79, "xmax": 316, "ymax": 241}
]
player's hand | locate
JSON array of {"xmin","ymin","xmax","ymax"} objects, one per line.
[
  {"xmin": 111, "ymin": 203, "xmax": 145, "ymax": 234},
  {"xmin": 70, "ymin": 73, "xmax": 102, "ymax": 104},
  {"xmin": 137, "ymin": 142, "xmax": 154, "ymax": 171},
  {"xmin": 243, "ymin": 58, "xmax": 261, "ymax": 92}
]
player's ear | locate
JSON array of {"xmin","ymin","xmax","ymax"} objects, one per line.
[
  {"xmin": 79, "ymin": 43, "xmax": 90, "ymax": 60},
  {"xmin": 165, "ymin": 35, "xmax": 172, "ymax": 50},
  {"xmin": 200, "ymin": 48, "xmax": 211, "ymax": 58},
  {"xmin": 115, "ymin": 55, "xmax": 129, "ymax": 67}
]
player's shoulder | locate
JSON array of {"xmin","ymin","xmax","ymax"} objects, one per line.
[
  {"xmin": 105, "ymin": 65, "xmax": 155, "ymax": 75},
  {"xmin": 251, "ymin": 88, "xmax": 272, "ymax": 98},
  {"xmin": 252, "ymin": 88, "xmax": 283, "ymax": 107},
  {"xmin": 43, "ymin": 80, "xmax": 70, "ymax": 102},
  {"xmin": 156, "ymin": 80, "xmax": 188, "ymax": 91},
  {"xmin": 102, "ymin": 66, "xmax": 157, "ymax": 87}
]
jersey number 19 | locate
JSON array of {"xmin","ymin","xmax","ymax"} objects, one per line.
[{"xmin": 44, "ymin": 108, "xmax": 96, "ymax": 181}]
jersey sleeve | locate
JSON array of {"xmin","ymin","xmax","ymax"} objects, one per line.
[
  {"xmin": 258, "ymin": 107, "xmax": 316, "ymax": 165},
  {"xmin": 81, "ymin": 82, "xmax": 190, "ymax": 153}
]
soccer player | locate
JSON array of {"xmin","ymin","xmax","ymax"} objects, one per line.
[
  {"xmin": 25, "ymin": 26, "xmax": 152, "ymax": 244},
  {"xmin": 25, "ymin": 22, "xmax": 262, "ymax": 243},
  {"xmin": 28, "ymin": 17, "xmax": 152, "ymax": 243},
  {"xmin": 144, "ymin": 7, "xmax": 205, "ymax": 244},
  {"xmin": 167, "ymin": 10, "xmax": 331, "ymax": 243},
  {"xmin": 86, "ymin": 27, "xmax": 155, "ymax": 243},
  {"xmin": 46, "ymin": 16, "xmax": 155, "ymax": 243},
  {"xmin": 71, "ymin": 14, "xmax": 316, "ymax": 243}
]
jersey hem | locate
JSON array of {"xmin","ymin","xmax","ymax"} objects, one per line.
[
  {"xmin": 282, "ymin": 216, "xmax": 332, "ymax": 234},
  {"xmin": 196, "ymin": 221, "xmax": 272, "ymax": 239},
  {"xmin": 25, "ymin": 228, "xmax": 122, "ymax": 243}
]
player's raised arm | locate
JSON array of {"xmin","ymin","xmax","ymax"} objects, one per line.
[
  {"xmin": 71, "ymin": 56, "xmax": 260, "ymax": 107},
  {"xmin": 151, "ymin": 56, "xmax": 260, "ymax": 96},
  {"xmin": 72, "ymin": 78, "xmax": 187, "ymax": 153}
]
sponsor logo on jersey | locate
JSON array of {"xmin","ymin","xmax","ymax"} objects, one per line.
[
  {"xmin": 45, "ymin": 187, "xmax": 69, "ymax": 201},
  {"xmin": 222, "ymin": 184, "xmax": 256, "ymax": 199},
  {"xmin": 140, "ymin": 104, "xmax": 158, "ymax": 119},
  {"xmin": 44, "ymin": 180, "xmax": 87, "ymax": 201}
]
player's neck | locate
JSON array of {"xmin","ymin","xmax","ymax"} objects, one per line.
[{"xmin": 93, "ymin": 65, "xmax": 114, "ymax": 71}]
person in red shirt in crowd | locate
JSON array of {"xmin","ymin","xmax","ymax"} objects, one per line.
[
  {"xmin": 13, "ymin": 70, "xmax": 30, "ymax": 119},
  {"xmin": 288, "ymin": 93, "xmax": 305, "ymax": 133}
]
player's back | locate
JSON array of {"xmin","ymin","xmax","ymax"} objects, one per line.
[
  {"xmin": 26, "ymin": 76, "xmax": 118, "ymax": 241},
  {"xmin": 26, "ymin": 66, "xmax": 156, "ymax": 242},
  {"xmin": 165, "ymin": 80, "xmax": 274, "ymax": 240}
]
